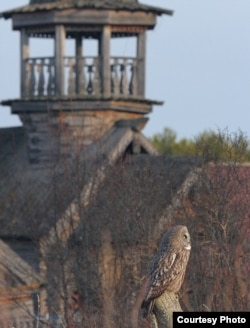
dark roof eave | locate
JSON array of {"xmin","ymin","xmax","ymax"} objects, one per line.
[
  {"xmin": 0, "ymin": 3, "xmax": 174, "ymax": 20},
  {"xmin": 1, "ymin": 97, "xmax": 164, "ymax": 106}
]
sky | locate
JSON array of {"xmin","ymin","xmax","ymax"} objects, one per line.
[{"xmin": 0, "ymin": 0, "xmax": 250, "ymax": 140}]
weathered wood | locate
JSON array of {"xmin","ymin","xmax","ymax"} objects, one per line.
[
  {"xmin": 29, "ymin": 61, "xmax": 36, "ymax": 96},
  {"xmin": 24, "ymin": 57, "xmax": 55, "ymax": 97},
  {"xmin": 55, "ymin": 25, "xmax": 65, "ymax": 96},
  {"xmin": 37, "ymin": 59, "xmax": 45, "ymax": 96},
  {"xmin": 137, "ymin": 31, "xmax": 146, "ymax": 96},
  {"xmin": 149, "ymin": 292, "xmax": 182, "ymax": 328},
  {"xmin": 0, "ymin": 240, "xmax": 42, "ymax": 286},
  {"xmin": 12, "ymin": 99, "xmax": 154, "ymax": 114},
  {"xmin": 133, "ymin": 131, "xmax": 158, "ymax": 155},
  {"xmin": 18, "ymin": 110, "xmax": 146, "ymax": 165},
  {"xmin": 78, "ymin": 57, "xmax": 86, "ymax": 96},
  {"xmin": 120, "ymin": 59, "xmax": 128, "ymax": 96},
  {"xmin": 47, "ymin": 58, "xmax": 55, "ymax": 95},
  {"xmin": 23, "ymin": 54, "xmax": 141, "ymax": 98},
  {"xmin": 129, "ymin": 59, "xmax": 138, "ymax": 95},
  {"xmin": 101, "ymin": 25, "xmax": 111, "ymax": 97},
  {"xmin": 67, "ymin": 57, "xmax": 76, "ymax": 96},
  {"xmin": 75, "ymin": 36, "xmax": 83, "ymax": 95},
  {"xmin": 110, "ymin": 57, "xmax": 139, "ymax": 97},
  {"xmin": 111, "ymin": 58, "xmax": 119, "ymax": 96},
  {"xmin": 20, "ymin": 28, "xmax": 29, "ymax": 97},
  {"xmin": 40, "ymin": 126, "xmax": 134, "ymax": 250},
  {"xmin": 93, "ymin": 57, "xmax": 101, "ymax": 95},
  {"xmin": 13, "ymin": 10, "xmax": 157, "ymax": 30}
]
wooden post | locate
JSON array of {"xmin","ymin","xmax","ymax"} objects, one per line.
[
  {"xmin": 136, "ymin": 279, "xmax": 183, "ymax": 328},
  {"xmin": 20, "ymin": 28, "xmax": 29, "ymax": 97},
  {"xmin": 75, "ymin": 35, "xmax": 82, "ymax": 95},
  {"xmin": 101, "ymin": 25, "xmax": 111, "ymax": 97},
  {"xmin": 137, "ymin": 30, "xmax": 146, "ymax": 96},
  {"xmin": 55, "ymin": 25, "xmax": 65, "ymax": 96},
  {"xmin": 150, "ymin": 292, "xmax": 183, "ymax": 328}
]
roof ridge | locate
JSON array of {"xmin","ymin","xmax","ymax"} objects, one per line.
[{"xmin": 0, "ymin": 0, "xmax": 173, "ymax": 19}]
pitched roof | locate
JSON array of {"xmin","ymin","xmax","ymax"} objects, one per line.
[
  {"xmin": 0, "ymin": 123, "xmax": 157, "ymax": 239},
  {"xmin": 0, "ymin": 0, "xmax": 173, "ymax": 19},
  {"xmin": 0, "ymin": 239, "xmax": 42, "ymax": 290}
]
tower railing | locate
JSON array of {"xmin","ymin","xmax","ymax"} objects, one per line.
[{"xmin": 22, "ymin": 56, "xmax": 140, "ymax": 98}]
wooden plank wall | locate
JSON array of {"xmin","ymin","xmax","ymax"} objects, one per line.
[
  {"xmin": 0, "ymin": 318, "xmax": 35, "ymax": 328},
  {"xmin": 20, "ymin": 110, "xmax": 142, "ymax": 165}
]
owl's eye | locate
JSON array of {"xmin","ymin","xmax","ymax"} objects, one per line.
[{"xmin": 183, "ymin": 234, "xmax": 188, "ymax": 239}]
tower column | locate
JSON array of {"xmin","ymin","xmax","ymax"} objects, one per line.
[
  {"xmin": 101, "ymin": 25, "xmax": 111, "ymax": 97},
  {"xmin": 20, "ymin": 28, "xmax": 29, "ymax": 97},
  {"xmin": 55, "ymin": 25, "xmax": 65, "ymax": 96},
  {"xmin": 75, "ymin": 35, "xmax": 83, "ymax": 95},
  {"xmin": 137, "ymin": 31, "xmax": 146, "ymax": 96}
]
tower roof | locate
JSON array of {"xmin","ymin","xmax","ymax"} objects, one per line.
[{"xmin": 0, "ymin": 0, "xmax": 173, "ymax": 19}]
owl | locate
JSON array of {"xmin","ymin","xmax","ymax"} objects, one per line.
[{"xmin": 141, "ymin": 225, "xmax": 191, "ymax": 317}]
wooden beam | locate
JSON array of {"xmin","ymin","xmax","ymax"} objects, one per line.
[
  {"xmin": 11, "ymin": 99, "xmax": 154, "ymax": 114},
  {"xmin": 0, "ymin": 240, "xmax": 42, "ymax": 286},
  {"xmin": 55, "ymin": 25, "xmax": 65, "ymax": 96},
  {"xmin": 101, "ymin": 25, "xmax": 111, "ymax": 97},
  {"xmin": 137, "ymin": 31, "xmax": 146, "ymax": 96},
  {"xmin": 12, "ymin": 11, "xmax": 157, "ymax": 30},
  {"xmin": 20, "ymin": 29, "xmax": 29, "ymax": 98},
  {"xmin": 75, "ymin": 35, "xmax": 82, "ymax": 95}
]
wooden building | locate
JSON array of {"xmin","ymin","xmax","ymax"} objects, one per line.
[
  {"xmin": 1, "ymin": 0, "xmax": 173, "ymax": 166},
  {"xmin": 0, "ymin": 0, "xmax": 175, "ymax": 326},
  {"xmin": 1, "ymin": 1, "xmax": 249, "ymax": 327}
]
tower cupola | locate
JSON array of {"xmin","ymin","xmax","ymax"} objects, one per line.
[{"xmin": 0, "ymin": 1, "xmax": 173, "ymax": 165}]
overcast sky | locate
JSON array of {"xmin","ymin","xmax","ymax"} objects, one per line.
[{"xmin": 0, "ymin": 0, "xmax": 250, "ymax": 140}]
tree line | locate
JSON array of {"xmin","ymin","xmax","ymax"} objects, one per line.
[{"xmin": 150, "ymin": 127, "xmax": 250, "ymax": 161}]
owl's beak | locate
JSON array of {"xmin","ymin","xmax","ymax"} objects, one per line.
[{"xmin": 185, "ymin": 245, "xmax": 191, "ymax": 250}]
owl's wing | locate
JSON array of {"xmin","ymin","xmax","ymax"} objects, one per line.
[
  {"xmin": 148, "ymin": 250, "xmax": 179, "ymax": 299},
  {"xmin": 141, "ymin": 249, "xmax": 184, "ymax": 317}
]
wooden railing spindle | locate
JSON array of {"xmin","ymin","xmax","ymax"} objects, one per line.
[
  {"xmin": 113, "ymin": 58, "xmax": 120, "ymax": 96},
  {"xmin": 78, "ymin": 57, "xmax": 86, "ymax": 96},
  {"xmin": 23, "ymin": 56, "xmax": 138, "ymax": 98},
  {"xmin": 29, "ymin": 61, "xmax": 36, "ymax": 96},
  {"xmin": 47, "ymin": 58, "xmax": 55, "ymax": 96},
  {"xmin": 120, "ymin": 59, "xmax": 128, "ymax": 96},
  {"xmin": 67, "ymin": 57, "xmax": 76, "ymax": 96},
  {"xmin": 37, "ymin": 59, "xmax": 45, "ymax": 96},
  {"xmin": 129, "ymin": 59, "xmax": 137, "ymax": 95},
  {"xmin": 25, "ymin": 60, "xmax": 31, "ymax": 97},
  {"xmin": 93, "ymin": 57, "xmax": 100, "ymax": 95}
]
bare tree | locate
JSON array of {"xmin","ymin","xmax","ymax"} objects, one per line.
[{"xmin": 1, "ymin": 129, "xmax": 250, "ymax": 327}]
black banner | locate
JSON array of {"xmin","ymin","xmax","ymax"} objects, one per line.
[{"xmin": 173, "ymin": 312, "xmax": 250, "ymax": 327}]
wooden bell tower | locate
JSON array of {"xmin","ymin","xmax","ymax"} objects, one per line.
[{"xmin": 0, "ymin": 0, "xmax": 173, "ymax": 165}]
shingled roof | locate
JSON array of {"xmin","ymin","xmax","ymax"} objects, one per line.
[
  {"xmin": 0, "ymin": 124, "xmax": 198, "ymax": 240},
  {"xmin": 0, "ymin": 123, "xmax": 158, "ymax": 239},
  {"xmin": 0, "ymin": 0, "xmax": 173, "ymax": 19}
]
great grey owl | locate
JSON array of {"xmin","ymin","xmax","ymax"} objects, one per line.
[{"xmin": 141, "ymin": 225, "xmax": 191, "ymax": 317}]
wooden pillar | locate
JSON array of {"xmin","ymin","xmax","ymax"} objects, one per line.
[
  {"xmin": 98, "ymin": 34, "xmax": 102, "ymax": 57},
  {"xmin": 101, "ymin": 25, "xmax": 111, "ymax": 97},
  {"xmin": 137, "ymin": 31, "xmax": 146, "ymax": 96},
  {"xmin": 75, "ymin": 35, "xmax": 83, "ymax": 95},
  {"xmin": 20, "ymin": 28, "xmax": 29, "ymax": 97},
  {"xmin": 55, "ymin": 25, "xmax": 65, "ymax": 96}
]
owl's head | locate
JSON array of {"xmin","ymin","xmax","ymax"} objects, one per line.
[{"xmin": 160, "ymin": 225, "xmax": 191, "ymax": 252}]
